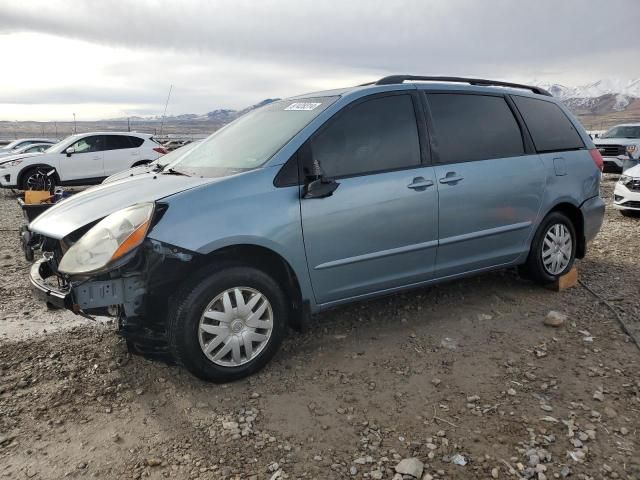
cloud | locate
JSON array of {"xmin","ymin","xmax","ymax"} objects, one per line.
[
  {"xmin": 2, "ymin": 0, "xmax": 638, "ymax": 70},
  {"xmin": 1, "ymin": 0, "xmax": 639, "ymax": 120}
]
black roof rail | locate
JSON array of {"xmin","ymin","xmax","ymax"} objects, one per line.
[{"xmin": 368, "ymin": 75, "xmax": 552, "ymax": 96}]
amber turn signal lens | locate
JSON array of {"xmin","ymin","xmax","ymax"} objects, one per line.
[{"xmin": 111, "ymin": 219, "xmax": 150, "ymax": 261}]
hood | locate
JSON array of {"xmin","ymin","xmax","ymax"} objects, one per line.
[
  {"xmin": 29, "ymin": 172, "xmax": 216, "ymax": 239},
  {"xmin": 102, "ymin": 164, "xmax": 156, "ymax": 184},
  {"xmin": 594, "ymin": 138, "xmax": 640, "ymax": 146},
  {"xmin": 624, "ymin": 163, "xmax": 640, "ymax": 177},
  {"xmin": 0, "ymin": 152, "xmax": 43, "ymax": 163}
]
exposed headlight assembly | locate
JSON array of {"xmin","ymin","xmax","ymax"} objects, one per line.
[{"xmin": 58, "ymin": 203, "xmax": 154, "ymax": 275}]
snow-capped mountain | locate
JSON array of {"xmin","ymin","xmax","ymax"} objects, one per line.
[
  {"xmin": 535, "ymin": 78, "xmax": 640, "ymax": 100},
  {"xmin": 530, "ymin": 78, "xmax": 640, "ymax": 116}
]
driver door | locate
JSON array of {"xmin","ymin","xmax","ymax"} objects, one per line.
[
  {"xmin": 58, "ymin": 135, "xmax": 105, "ymax": 182},
  {"xmin": 300, "ymin": 92, "xmax": 439, "ymax": 305}
]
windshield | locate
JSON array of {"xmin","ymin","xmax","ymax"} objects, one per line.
[
  {"xmin": 602, "ymin": 126, "xmax": 640, "ymax": 139},
  {"xmin": 156, "ymin": 141, "xmax": 200, "ymax": 166},
  {"xmin": 166, "ymin": 96, "xmax": 338, "ymax": 177},
  {"xmin": 45, "ymin": 135, "xmax": 82, "ymax": 153}
]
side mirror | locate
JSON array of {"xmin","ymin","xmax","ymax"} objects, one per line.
[
  {"xmin": 65, "ymin": 147, "xmax": 75, "ymax": 157},
  {"xmin": 301, "ymin": 155, "xmax": 339, "ymax": 198},
  {"xmin": 303, "ymin": 177, "xmax": 339, "ymax": 199}
]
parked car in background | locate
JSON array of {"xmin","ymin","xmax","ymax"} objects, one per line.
[
  {"xmin": 0, "ymin": 132, "xmax": 166, "ymax": 190},
  {"xmin": 10, "ymin": 143, "xmax": 53, "ymax": 155},
  {"xmin": 27, "ymin": 76, "xmax": 604, "ymax": 382},
  {"xmin": 102, "ymin": 140, "xmax": 201, "ymax": 184},
  {"xmin": 613, "ymin": 163, "xmax": 640, "ymax": 217},
  {"xmin": 593, "ymin": 123, "xmax": 640, "ymax": 173},
  {"xmin": 0, "ymin": 138, "xmax": 56, "ymax": 158}
]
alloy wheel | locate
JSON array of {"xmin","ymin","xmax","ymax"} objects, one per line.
[
  {"xmin": 25, "ymin": 169, "xmax": 53, "ymax": 191},
  {"xmin": 198, "ymin": 287, "xmax": 273, "ymax": 367},
  {"xmin": 541, "ymin": 223, "xmax": 572, "ymax": 275}
]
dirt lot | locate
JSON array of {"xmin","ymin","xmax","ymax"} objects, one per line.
[{"xmin": 1, "ymin": 176, "xmax": 639, "ymax": 480}]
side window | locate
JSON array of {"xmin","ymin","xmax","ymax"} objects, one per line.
[
  {"xmin": 129, "ymin": 136, "xmax": 144, "ymax": 148},
  {"xmin": 427, "ymin": 93, "xmax": 525, "ymax": 164},
  {"xmin": 310, "ymin": 94, "xmax": 421, "ymax": 178},
  {"xmin": 512, "ymin": 96, "xmax": 584, "ymax": 152},
  {"xmin": 70, "ymin": 135, "xmax": 105, "ymax": 153},
  {"xmin": 105, "ymin": 135, "xmax": 134, "ymax": 150}
]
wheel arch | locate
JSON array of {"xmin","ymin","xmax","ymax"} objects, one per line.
[
  {"xmin": 197, "ymin": 243, "xmax": 307, "ymax": 331},
  {"xmin": 17, "ymin": 164, "xmax": 59, "ymax": 188},
  {"xmin": 546, "ymin": 201, "xmax": 585, "ymax": 258}
]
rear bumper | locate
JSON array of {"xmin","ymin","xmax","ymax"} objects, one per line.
[
  {"xmin": 580, "ymin": 195, "xmax": 605, "ymax": 244},
  {"xmin": 602, "ymin": 157, "xmax": 623, "ymax": 173}
]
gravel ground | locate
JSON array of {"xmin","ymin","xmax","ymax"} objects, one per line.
[{"xmin": 1, "ymin": 176, "xmax": 639, "ymax": 480}]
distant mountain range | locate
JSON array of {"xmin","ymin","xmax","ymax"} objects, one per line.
[
  {"xmin": 103, "ymin": 78, "xmax": 640, "ymax": 132},
  {"xmin": 534, "ymin": 79, "xmax": 640, "ymax": 125},
  {"xmin": 109, "ymin": 98, "xmax": 279, "ymax": 124}
]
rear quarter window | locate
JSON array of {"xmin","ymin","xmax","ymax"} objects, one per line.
[
  {"xmin": 512, "ymin": 96, "xmax": 584, "ymax": 153},
  {"xmin": 129, "ymin": 136, "xmax": 144, "ymax": 148}
]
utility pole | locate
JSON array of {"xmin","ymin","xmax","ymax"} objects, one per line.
[
  {"xmin": 73, "ymin": 113, "xmax": 77, "ymax": 134},
  {"xmin": 159, "ymin": 84, "xmax": 173, "ymax": 137},
  {"xmin": 127, "ymin": 117, "xmax": 131, "ymax": 132}
]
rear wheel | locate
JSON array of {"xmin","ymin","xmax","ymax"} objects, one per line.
[
  {"xmin": 20, "ymin": 167, "xmax": 56, "ymax": 191},
  {"xmin": 167, "ymin": 264, "xmax": 287, "ymax": 382},
  {"xmin": 523, "ymin": 212, "xmax": 576, "ymax": 285}
]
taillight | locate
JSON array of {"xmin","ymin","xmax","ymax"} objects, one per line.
[
  {"xmin": 589, "ymin": 148, "xmax": 604, "ymax": 172},
  {"xmin": 153, "ymin": 146, "xmax": 168, "ymax": 155}
]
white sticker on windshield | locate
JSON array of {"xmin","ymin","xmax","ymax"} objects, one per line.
[{"xmin": 285, "ymin": 102, "xmax": 322, "ymax": 111}]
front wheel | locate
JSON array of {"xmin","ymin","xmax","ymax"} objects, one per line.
[
  {"xmin": 21, "ymin": 167, "xmax": 56, "ymax": 191},
  {"xmin": 167, "ymin": 265, "xmax": 288, "ymax": 382},
  {"xmin": 523, "ymin": 212, "xmax": 577, "ymax": 285}
]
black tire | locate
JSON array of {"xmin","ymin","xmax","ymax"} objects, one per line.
[
  {"xmin": 523, "ymin": 212, "xmax": 577, "ymax": 285},
  {"xmin": 20, "ymin": 167, "xmax": 57, "ymax": 191},
  {"xmin": 620, "ymin": 209, "xmax": 640, "ymax": 218},
  {"xmin": 167, "ymin": 264, "xmax": 288, "ymax": 382}
]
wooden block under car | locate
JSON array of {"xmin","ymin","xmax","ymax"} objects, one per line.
[{"xmin": 547, "ymin": 266, "xmax": 578, "ymax": 291}]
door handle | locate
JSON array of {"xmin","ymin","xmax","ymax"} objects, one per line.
[
  {"xmin": 92, "ymin": 157, "xmax": 101, "ymax": 161},
  {"xmin": 407, "ymin": 177, "xmax": 434, "ymax": 190},
  {"xmin": 439, "ymin": 173, "xmax": 464, "ymax": 184}
]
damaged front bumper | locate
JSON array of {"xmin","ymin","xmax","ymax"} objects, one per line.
[
  {"xmin": 29, "ymin": 257, "xmax": 145, "ymax": 317},
  {"xmin": 29, "ymin": 258, "xmax": 73, "ymax": 310}
]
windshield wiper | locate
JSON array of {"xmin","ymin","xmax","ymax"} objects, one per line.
[{"xmin": 162, "ymin": 167, "xmax": 191, "ymax": 177}]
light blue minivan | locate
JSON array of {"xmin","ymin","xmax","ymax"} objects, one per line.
[{"xmin": 28, "ymin": 76, "xmax": 605, "ymax": 381}]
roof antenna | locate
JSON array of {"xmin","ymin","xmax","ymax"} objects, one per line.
[{"xmin": 159, "ymin": 84, "xmax": 173, "ymax": 137}]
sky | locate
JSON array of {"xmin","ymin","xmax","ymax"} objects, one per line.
[{"xmin": 1, "ymin": 0, "xmax": 639, "ymax": 121}]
